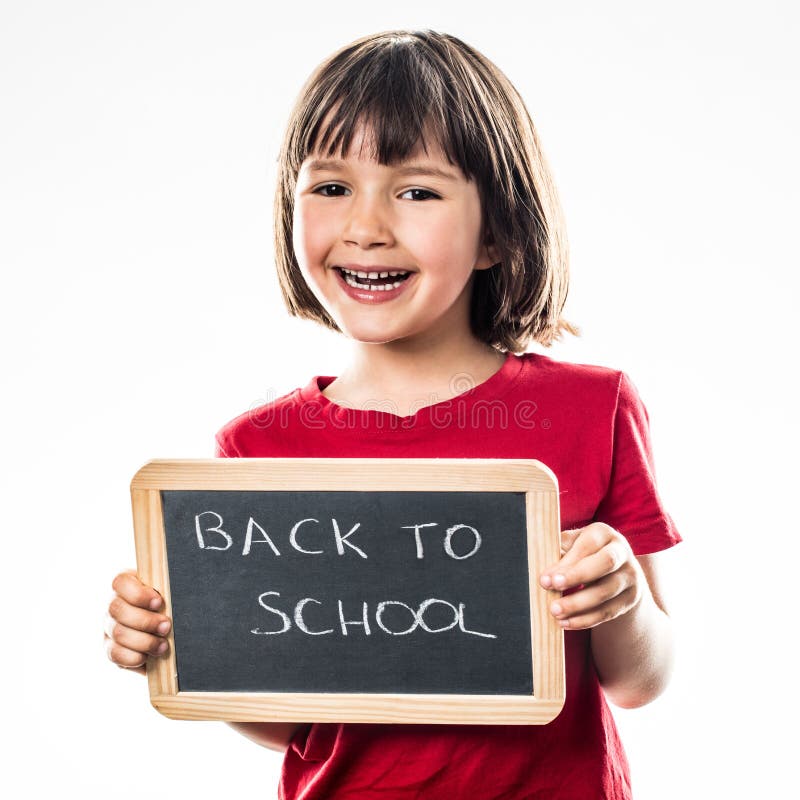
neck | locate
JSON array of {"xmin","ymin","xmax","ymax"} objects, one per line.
[{"xmin": 327, "ymin": 335, "xmax": 507, "ymax": 414}]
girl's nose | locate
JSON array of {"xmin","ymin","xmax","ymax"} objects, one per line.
[{"xmin": 342, "ymin": 194, "xmax": 395, "ymax": 248}]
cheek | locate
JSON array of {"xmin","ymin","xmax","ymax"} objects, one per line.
[
  {"xmin": 397, "ymin": 216, "xmax": 452, "ymax": 262},
  {"xmin": 400, "ymin": 213, "xmax": 482, "ymax": 272},
  {"xmin": 292, "ymin": 203, "xmax": 334, "ymax": 285},
  {"xmin": 291, "ymin": 205, "xmax": 312, "ymax": 265}
]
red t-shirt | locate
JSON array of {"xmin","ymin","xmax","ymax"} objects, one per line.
[{"xmin": 215, "ymin": 351, "xmax": 682, "ymax": 800}]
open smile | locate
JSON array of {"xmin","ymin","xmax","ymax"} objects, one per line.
[{"xmin": 332, "ymin": 266, "xmax": 416, "ymax": 304}]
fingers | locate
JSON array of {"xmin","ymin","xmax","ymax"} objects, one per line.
[
  {"xmin": 108, "ymin": 593, "xmax": 171, "ymax": 637},
  {"xmin": 549, "ymin": 575, "xmax": 639, "ymax": 630},
  {"xmin": 105, "ymin": 612, "xmax": 169, "ymax": 658},
  {"xmin": 104, "ymin": 634, "xmax": 147, "ymax": 673},
  {"xmin": 541, "ymin": 523, "xmax": 629, "ymax": 591},
  {"xmin": 559, "ymin": 528, "xmax": 582, "ymax": 556},
  {"xmin": 106, "ymin": 570, "xmax": 172, "ymax": 673},
  {"xmin": 112, "ymin": 570, "xmax": 164, "ymax": 611},
  {"xmin": 539, "ymin": 523, "xmax": 644, "ymax": 631}
]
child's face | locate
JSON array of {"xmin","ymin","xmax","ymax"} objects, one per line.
[{"xmin": 292, "ymin": 124, "xmax": 496, "ymax": 349}]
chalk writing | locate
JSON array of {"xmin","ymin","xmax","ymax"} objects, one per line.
[
  {"xmin": 162, "ymin": 488, "xmax": 533, "ymax": 694},
  {"xmin": 251, "ymin": 592, "xmax": 497, "ymax": 638},
  {"xmin": 195, "ymin": 513, "xmax": 481, "ymax": 561}
]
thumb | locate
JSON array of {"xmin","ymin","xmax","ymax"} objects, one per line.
[{"xmin": 560, "ymin": 528, "xmax": 582, "ymax": 556}]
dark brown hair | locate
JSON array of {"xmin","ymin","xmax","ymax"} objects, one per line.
[{"xmin": 274, "ymin": 29, "xmax": 578, "ymax": 352}]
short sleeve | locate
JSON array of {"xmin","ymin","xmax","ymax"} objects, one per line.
[
  {"xmin": 214, "ymin": 432, "xmax": 237, "ymax": 458},
  {"xmin": 593, "ymin": 372, "xmax": 682, "ymax": 555}
]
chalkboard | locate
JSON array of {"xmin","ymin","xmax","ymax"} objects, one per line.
[{"xmin": 130, "ymin": 458, "xmax": 565, "ymax": 724}]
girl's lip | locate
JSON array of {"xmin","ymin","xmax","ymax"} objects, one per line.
[{"xmin": 333, "ymin": 266, "xmax": 416, "ymax": 304}]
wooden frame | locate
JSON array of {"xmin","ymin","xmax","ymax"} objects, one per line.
[{"xmin": 130, "ymin": 458, "xmax": 565, "ymax": 724}]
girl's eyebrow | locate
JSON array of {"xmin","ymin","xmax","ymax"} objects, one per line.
[{"xmin": 305, "ymin": 158, "xmax": 460, "ymax": 182}]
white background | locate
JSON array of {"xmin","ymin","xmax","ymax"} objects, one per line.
[{"xmin": 2, "ymin": 1, "xmax": 797, "ymax": 797}]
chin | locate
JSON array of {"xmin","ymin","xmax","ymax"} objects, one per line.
[
  {"xmin": 347, "ymin": 333, "xmax": 399, "ymax": 346},
  {"xmin": 338, "ymin": 325, "xmax": 412, "ymax": 346}
]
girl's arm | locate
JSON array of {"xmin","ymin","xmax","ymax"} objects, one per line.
[
  {"xmin": 540, "ymin": 524, "xmax": 675, "ymax": 709},
  {"xmin": 226, "ymin": 722, "xmax": 305, "ymax": 753},
  {"xmin": 589, "ymin": 553, "xmax": 673, "ymax": 708},
  {"xmin": 106, "ymin": 571, "xmax": 304, "ymax": 751}
]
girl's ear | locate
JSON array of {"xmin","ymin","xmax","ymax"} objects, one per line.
[{"xmin": 475, "ymin": 226, "xmax": 500, "ymax": 271}]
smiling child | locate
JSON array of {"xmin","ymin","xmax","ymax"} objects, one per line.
[{"xmin": 106, "ymin": 30, "xmax": 681, "ymax": 799}]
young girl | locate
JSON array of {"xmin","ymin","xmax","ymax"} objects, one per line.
[{"xmin": 105, "ymin": 29, "xmax": 681, "ymax": 799}]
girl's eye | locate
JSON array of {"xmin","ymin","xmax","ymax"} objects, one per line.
[
  {"xmin": 400, "ymin": 188, "xmax": 439, "ymax": 201},
  {"xmin": 314, "ymin": 183, "xmax": 350, "ymax": 197}
]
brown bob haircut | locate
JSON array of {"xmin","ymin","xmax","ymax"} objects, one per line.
[{"xmin": 274, "ymin": 29, "xmax": 578, "ymax": 352}]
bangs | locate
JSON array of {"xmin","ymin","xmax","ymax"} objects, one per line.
[{"xmin": 287, "ymin": 35, "xmax": 482, "ymax": 179}]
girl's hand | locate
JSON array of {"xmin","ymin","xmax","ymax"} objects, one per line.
[
  {"xmin": 105, "ymin": 569, "xmax": 172, "ymax": 674},
  {"xmin": 539, "ymin": 523, "xmax": 645, "ymax": 630}
]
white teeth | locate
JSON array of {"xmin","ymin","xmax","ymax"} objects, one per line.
[
  {"xmin": 340, "ymin": 267, "xmax": 410, "ymax": 279},
  {"xmin": 342, "ymin": 273, "xmax": 406, "ymax": 291},
  {"xmin": 337, "ymin": 266, "xmax": 412, "ymax": 292}
]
